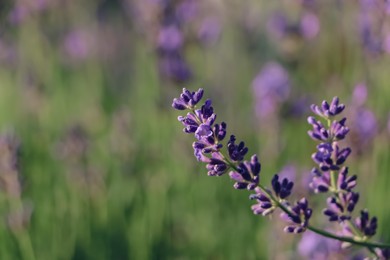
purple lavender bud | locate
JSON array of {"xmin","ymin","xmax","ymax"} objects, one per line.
[
  {"xmin": 307, "ymin": 116, "xmax": 330, "ymax": 141},
  {"xmin": 310, "ymin": 97, "xmax": 345, "ymax": 118},
  {"xmin": 229, "ymin": 155, "xmax": 261, "ymax": 190},
  {"xmin": 335, "ymin": 147, "xmax": 351, "ymax": 165},
  {"xmin": 312, "ymin": 143, "xmax": 335, "ymax": 171},
  {"xmin": 213, "ymin": 122, "xmax": 227, "ymax": 141},
  {"xmin": 206, "ymin": 153, "xmax": 229, "ymax": 176},
  {"xmin": 312, "ymin": 143, "xmax": 351, "ymax": 171},
  {"xmin": 173, "ymin": 100, "xmax": 187, "ymax": 110},
  {"xmin": 195, "ymin": 124, "xmax": 213, "ymax": 140},
  {"xmin": 337, "ymin": 167, "xmax": 357, "ymax": 191},
  {"xmin": 227, "ymin": 135, "xmax": 248, "ymax": 162},
  {"xmin": 345, "ymin": 192, "xmax": 359, "ymax": 213},
  {"xmin": 172, "ymin": 88, "xmax": 204, "ymax": 110},
  {"xmin": 310, "ymin": 171, "xmax": 330, "ymax": 193},
  {"xmin": 355, "ymin": 209, "xmax": 377, "ymax": 237},
  {"xmin": 323, "ymin": 196, "xmax": 347, "ymax": 222},
  {"xmin": 330, "ymin": 118, "xmax": 350, "ymax": 140},
  {"xmin": 178, "ymin": 113, "xmax": 199, "ymax": 133},
  {"xmin": 272, "ymin": 174, "xmax": 294, "ymax": 199},
  {"xmin": 250, "ymin": 187, "xmax": 275, "ymax": 216},
  {"xmin": 198, "ymin": 99, "xmax": 215, "ymax": 122},
  {"xmin": 281, "ymin": 198, "xmax": 312, "ymax": 233},
  {"xmin": 323, "ymin": 192, "xmax": 359, "ymax": 222}
]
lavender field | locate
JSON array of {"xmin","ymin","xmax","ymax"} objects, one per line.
[{"xmin": 0, "ymin": 0, "xmax": 390, "ymax": 259}]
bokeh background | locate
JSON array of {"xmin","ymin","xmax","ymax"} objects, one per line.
[{"xmin": 0, "ymin": 0, "xmax": 389, "ymax": 259}]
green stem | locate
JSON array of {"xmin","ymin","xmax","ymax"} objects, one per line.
[
  {"xmin": 330, "ymin": 170, "xmax": 337, "ymax": 192},
  {"xmin": 307, "ymin": 226, "xmax": 389, "ymax": 249}
]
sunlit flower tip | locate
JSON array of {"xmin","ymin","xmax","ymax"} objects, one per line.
[
  {"xmin": 355, "ymin": 209, "xmax": 377, "ymax": 237},
  {"xmin": 250, "ymin": 188, "xmax": 275, "ymax": 216},
  {"xmin": 172, "ymin": 88, "xmax": 204, "ymax": 110},
  {"xmin": 227, "ymin": 135, "xmax": 248, "ymax": 162},
  {"xmin": 272, "ymin": 174, "xmax": 294, "ymax": 199}
]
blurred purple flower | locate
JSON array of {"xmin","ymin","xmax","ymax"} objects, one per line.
[
  {"xmin": 298, "ymin": 231, "xmax": 340, "ymax": 260},
  {"xmin": 252, "ymin": 62, "xmax": 290, "ymax": 119},
  {"xmin": 352, "ymin": 108, "xmax": 377, "ymax": 141},
  {"xmin": 63, "ymin": 30, "xmax": 95, "ymax": 61},
  {"xmin": 175, "ymin": 0, "xmax": 198, "ymax": 23},
  {"xmin": 267, "ymin": 13, "xmax": 288, "ymax": 39},
  {"xmin": 158, "ymin": 52, "xmax": 192, "ymax": 82},
  {"xmin": 267, "ymin": 12, "xmax": 320, "ymax": 41},
  {"xmin": 157, "ymin": 25, "xmax": 183, "ymax": 51},
  {"xmin": 197, "ymin": 17, "xmax": 221, "ymax": 46},
  {"xmin": 348, "ymin": 84, "xmax": 378, "ymax": 153},
  {"xmin": 8, "ymin": 5, "xmax": 29, "ymax": 24},
  {"xmin": 352, "ymin": 83, "xmax": 368, "ymax": 106},
  {"xmin": 300, "ymin": 12, "xmax": 320, "ymax": 40},
  {"xmin": 278, "ymin": 164, "xmax": 296, "ymax": 182},
  {"xmin": 8, "ymin": 0, "xmax": 51, "ymax": 24},
  {"xmin": 359, "ymin": 0, "xmax": 390, "ymax": 55}
]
